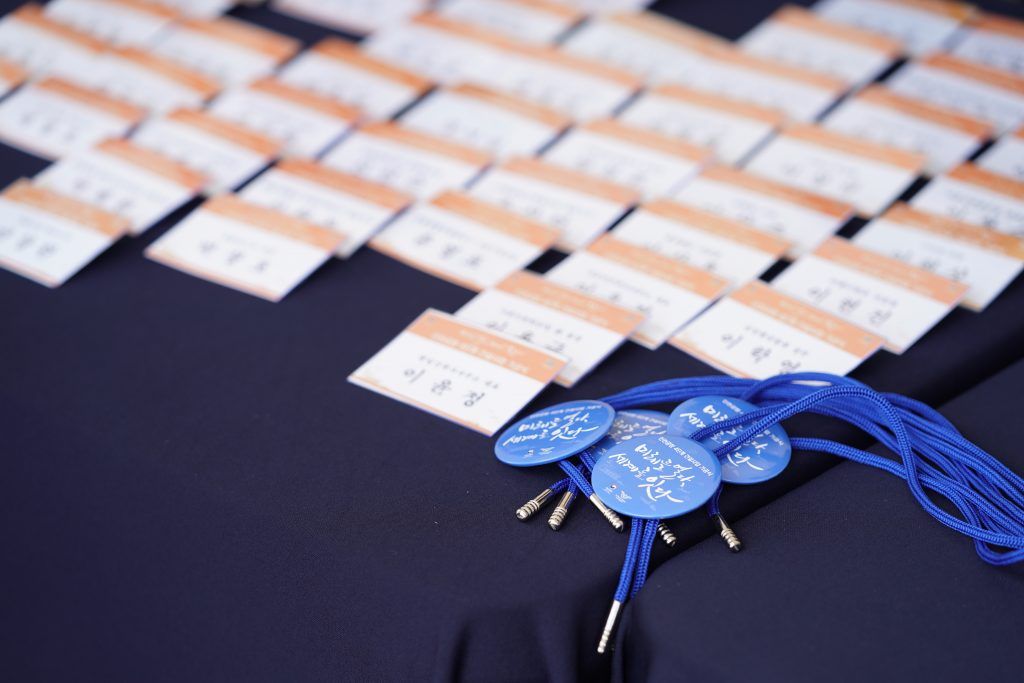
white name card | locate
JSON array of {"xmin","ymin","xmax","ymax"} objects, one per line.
[
  {"xmin": 744, "ymin": 124, "xmax": 926, "ymax": 216},
  {"xmin": 910, "ymin": 163, "xmax": 1024, "ymax": 237},
  {"xmin": 670, "ymin": 280, "xmax": 884, "ymax": 378},
  {"xmin": 814, "ymin": 0, "xmax": 973, "ymax": 56},
  {"xmin": 950, "ymin": 14, "xmax": 1024, "ymax": 77},
  {"xmin": 0, "ymin": 4, "xmax": 107, "ymax": 80},
  {"xmin": 369, "ymin": 190, "xmax": 558, "ymax": 291},
  {"xmin": 146, "ymin": 193, "xmax": 342, "ymax": 301},
  {"xmin": 438, "ymin": 0, "xmax": 582, "ymax": 44},
  {"xmin": 44, "ymin": 0, "xmax": 178, "ymax": 48},
  {"xmin": 349, "ymin": 308, "xmax": 566, "ymax": 436},
  {"xmin": 83, "ymin": 47, "xmax": 222, "ymax": 115},
  {"xmin": 456, "ymin": 270, "xmax": 643, "ymax": 386},
  {"xmin": 976, "ymin": 126, "xmax": 1024, "ymax": 181},
  {"xmin": 546, "ymin": 233, "xmax": 730, "ymax": 349},
  {"xmin": 0, "ymin": 180, "xmax": 128, "ymax": 287},
  {"xmin": 467, "ymin": 156, "xmax": 638, "ymax": 252}
]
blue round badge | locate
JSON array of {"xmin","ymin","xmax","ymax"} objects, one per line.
[
  {"xmin": 494, "ymin": 400, "xmax": 616, "ymax": 467},
  {"xmin": 592, "ymin": 410, "xmax": 670, "ymax": 459},
  {"xmin": 667, "ymin": 396, "xmax": 791, "ymax": 485},
  {"xmin": 591, "ymin": 434, "xmax": 721, "ymax": 519}
]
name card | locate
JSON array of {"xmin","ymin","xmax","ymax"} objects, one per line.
[
  {"xmin": 438, "ymin": 0, "xmax": 583, "ymax": 44},
  {"xmin": 0, "ymin": 180, "xmax": 128, "ymax": 287},
  {"xmin": 320, "ymin": 122, "xmax": 491, "ymax": 200},
  {"xmin": 671, "ymin": 165, "xmax": 853, "ymax": 258},
  {"xmin": 668, "ymin": 43, "xmax": 847, "ymax": 122},
  {"xmin": 950, "ymin": 14, "xmax": 1024, "ymax": 77},
  {"xmin": 910, "ymin": 163, "xmax": 1024, "ymax": 236},
  {"xmin": 35, "ymin": 138, "xmax": 204, "ymax": 235},
  {"xmin": 814, "ymin": 0, "xmax": 973, "ymax": 56},
  {"xmin": 399, "ymin": 84, "xmax": 569, "ymax": 158},
  {"xmin": 560, "ymin": 11, "xmax": 727, "ymax": 83},
  {"xmin": 370, "ymin": 190, "xmax": 557, "ymax": 291},
  {"xmin": 854, "ymin": 202, "xmax": 1024, "ymax": 311},
  {"xmin": 84, "ymin": 47, "xmax": 222, "ymax": 115},
  {"xmin": 886, "ymin": 53, "xmax": 1024, "ymax": 135},
  {"xmin": 744, "ymin": 124, "xmax": 926, "ymax": 216},
  {"xmin": 271, "ymin": 0, "xmax": 428, "ymax": 36},
  {"xmin": 44, "ymin": 0, "xmax": 178, "ymax": 48},
  {"xmin": 150, "ymin": 17, "xmax": 300, "ymax": 86},
  {"xmin": 277, "ymin": 38, "xmax": 432, "ymax": 120},
  {"xmin": 132, "ymin": 108, "xmax": 281, "ymax": 194},
  {"xmin": 822, "ymin": 85, "xmax": 992, "ymax": 176},
  {"xmin": 976, "ymin": 125, "xmax": 1024, "ymax": 181},
  {"xmin": 618, "ymin": 85, "xmax": 783, "ymax": 165},
  {"xmin": 349, "ymin": 308, "xmax": 566, "ymax": 436},
  {"xmin": 546, "ymin": 233, "xmax": 730, "ymax": 349},
  {"xmin": 146, "ymin": 193, "xmax": 342, "ymax": 301},
  {"xmin": 740, "ymin": 5, "xmax": 901, "ymax": 86},
  {"xmin": 771, "ymin": 236, "xmax": 967, "ymax": 353},
  {"xmin": 0, "ymin": 4, "xmax": 106, "ymax": 80},
  {"xmin": 207, "ymin": 77, "xmax": 360, "ymax": 158},
  {"xmin": 670, "ymin": 280, "xmax": 884, "ymax": 378},
  {"xmin": 239, "ymin": 158, "xmax": 411, "ymax": 258},
  {"xmin": 467, "ymin": 156, "xmax": 638, "ymax": 252},
  {"xmin": 543, "ymin": 119, "xmax": 710, "ymax": 198},
  {"xmin": 611, "ymin": 200, "xmax": 791, "ymax": 284},
  {"xmin": 456, "ymin": 270, "xmax": 643, "ymax": 386},
  {"xmin": 0, "ymin": 77, "xmax": 145, "ymax": 160}
]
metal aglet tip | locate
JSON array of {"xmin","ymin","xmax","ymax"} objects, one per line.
[
  {"xmin": 547, "ymin": 489, "xmax": 576, "ymax": 531},
  {"xmin": 515, "ymin": 487, "xmax": 554, "ymax": 521},
  {"xmin": 597, "ymin": 600, "xmax": 624, "ymax": 654},
  {"xmin": 657, "ymin": 522, "xmax": 677, "ymax": 547},
  {"xmin": 588, "ymin": 493, "xmax": 625, "ymax": 532},
  {"xmin": 713, "ymin": 513, "xmax": 743, "ymax": 552}
]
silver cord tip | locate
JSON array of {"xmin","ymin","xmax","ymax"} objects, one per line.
[
  {"xmin": 588, "ymin": 493, "xmax": 625, "ymax": 532},
  {"xmin": 713, "ymin": 514, "xmax": 742, "ymax": 552},
  {"xmin": 657, "ymin": 521, "xmax": 677, "ymax": 547},
  {"xmin": 547, "ymin": 490, "xmax": 575, "ymax": 531},
  {"xmin": 597, "ymin": 600, "xmax": 624, "ymax": 654},
  {"xmin": 515, "ymin": 487, "xmax": 554, "ymax": 521}
]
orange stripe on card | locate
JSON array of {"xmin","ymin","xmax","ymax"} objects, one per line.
[
  {"xmin": 608, "ymin": 11, "xmax": 728, "ymax": 50},
  {"xmin": 3, "ymin": 178, "xmax": 127, "ymax": 237},
  {"xmin": 412, "ymin": 12, "xmax": 524, "ymax": 49},
  {"xmin": 406, "ymin": 308, "xmax": 564, "ymax": 383},
  {"xmin": 449, "ymin": 83, "xmax": 571, "ymax": 129},
  {"xmin": 882, "ymin": 202, "xmax": 1024, "ymax": 260},
  {"xmin": 947, "ymin": 162, "xmax": 1024, "ymax": 200},
  {"xmin": 815, "ymin": 236, "xmax": 968, "ymax": 303},
  {"xmin": 167, "ymin": 108, "xmax": 281, "ymax": 156},
  {"xmin": 177, "ymin": 17, "xmax": 300, "ymax": 62},
  {"xmin": 768, "ymin": 5, "xmax": 903, "ymax": 55},
  {"xmin": 500, "ymin": 156, "xmax": 639, "ymax": 204},
  {"xmin": 892, "ymin": 0, "xmax": 975, "ymax": 21},
  {"xmin": 854, "ymin": 85, "xmax": 993, "ymax": 137},
  {"xmin": 920, "ymin": 53, "xmax": 1024, "ymax": 96},
  {"xmin": 98, "ymin": 0, "xmax": 179, "ymax": 20},
  {"xmin": 650, "ymin": 84, "xmax": 786, "ymax": 126},
  {"xmin": 698, "ymin": 42, "xmax": 847, "ymax": 92},
  {"xmin": 431, "ymin": 190, "xmax": 558, "ymax": 248},
  {"xmin": 782, "ymin": 123, "xmax": 927, "ymax": 172},
  {"xmin": 274, "ymin": 158, "xmax": 412, "ymax": 211},
  {"xmin": 111, "ymin": 47, "xmax": 221, "ymax": 99},
  {"xmin": 96, "ymin": 138, "xmax": 206, "ymax": 190},
  {"xmin": 700, "ymin": 165, "xmax": 854, "ymax": 218},
  {"xmin": 12, "ymin": 4, "xmax": 108, "ymax": 52},
  {"xmin": 643, "ymin": 199, "xmax": 793, "ymax": 256},
  {"xmin": 587, "ymin": 233, "xmax": 730, "ymax": 299},
  {"xmin": 0, "ymin": 58, "xmax": 27, "ymax": 87},
  {"xmin": 732, "ymin": 280, "xmax": 883, "ymax": 356},
  {"xmin": 580, "ymin": 119, "xmax": 712, "ymax": 163},
  {"xmin": 248, "ymin": 77, "xmax": 362, "ymax": 121},
  {"xmin": 36, "ymin": 77, "xmax": 146, "ymax": 123},
  {"xmin": 507, "ymin": 0, "xmax": 583, "ymax": 21},
  {"xmin": 359, "ymin": 122, "xmax": 492, "ymax": 166},
  {"xmin": 968, "ymin": 13, "xmax": 1024, "ymax": 40},
  {"xmin": 497, "ymin": 270, "xmax": 643, "ymax": 334},
  {"xmin": 311, "ymin": 38, "xmax": 433, "ymax": 92},
  {"xmin": 202, "ymin": 194, "xmax": 344, "ymax": 251}
]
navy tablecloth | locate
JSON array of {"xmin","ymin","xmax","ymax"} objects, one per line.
[{"xmin": 2, "ymin": 1, "xmax": 1023, "ymax": 681}]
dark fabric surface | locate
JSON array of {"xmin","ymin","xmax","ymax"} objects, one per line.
[
  {"xmin": 616, "ymin": 359, "xmax": 1024, "ymax": 683},
  {"xmin": 2, "ymin": 1, "xmax": 1024, "ymax": 682}
]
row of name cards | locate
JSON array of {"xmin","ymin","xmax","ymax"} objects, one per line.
[
  {"xmin": 369, "ymin": 191, "xmax": 557, "ymax": 291},
  {"xmin": 349, "ymin": 308, "xmax": 565, "ymax": 436},
  {"xmin": 145, "ymin": 194, "xmax": 342, "ymax": 302},
  {"xmin": 456, "ymin": 270, "xmax": 643, "ymax": 387},
  {"xmin": 0, "ymin": 179, "xmax": 128, "ymax": 287}
]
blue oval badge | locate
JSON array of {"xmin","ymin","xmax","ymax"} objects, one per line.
[
  {"xmin": 592, "ymin": 410, "xmax": 670, "ymax": 459},
  {"xmin": 495, "ymin": 400, "xmax": 616, "ymax": 467},
  {"xmin": 667, "ymin": 396, "xmax": 791, "ymax": 485},
  {"xmin": 591, "ymin": 434, "xmax": 721, "ymax": 519}
]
